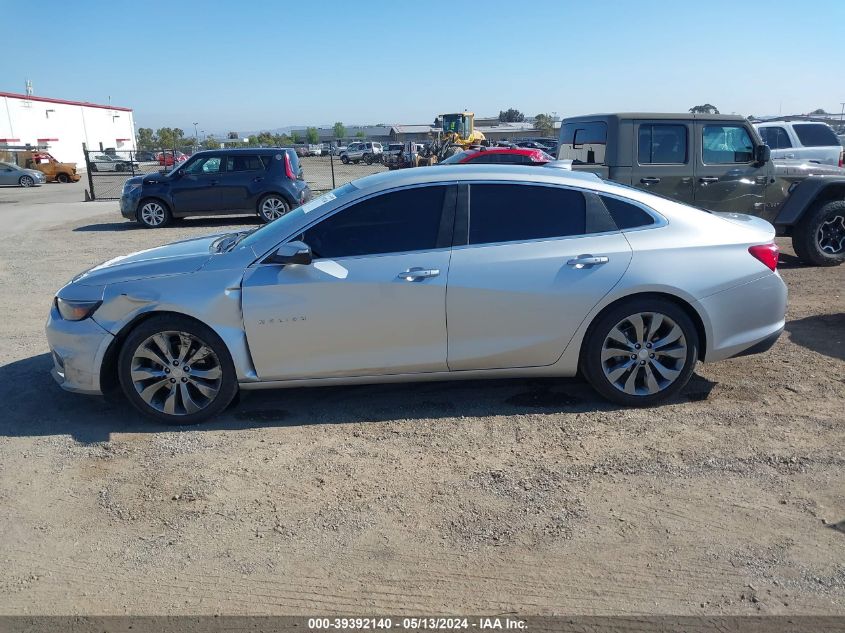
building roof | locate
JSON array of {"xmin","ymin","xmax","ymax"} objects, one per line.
[
  {"xmin": 0, "ymin": 91, "xmax": 132, "ymax": 112},
  {"xmin": 392, "ymin": 124, "xmax": 434, "ymax": 134}
]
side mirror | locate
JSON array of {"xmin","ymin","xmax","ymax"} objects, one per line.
[
  {"xmin": 755, "ymin": 144, "xmax": 771, "ymax": 166},
  {"xmin": 264, "ymin": 240, "xmax": 312, "ymax": 266}
]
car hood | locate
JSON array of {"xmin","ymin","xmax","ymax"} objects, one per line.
[{"xmin": 71, "ymin": 234, "xmax": 223, "ymax": 286}]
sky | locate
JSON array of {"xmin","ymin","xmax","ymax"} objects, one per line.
[{"xmin": 2, "ymin": 0, "xmax": 844, "ymax": 135}]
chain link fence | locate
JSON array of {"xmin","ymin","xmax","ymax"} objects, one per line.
[{"xmin": 83, "ymin": 147, "xmax": 389, "ymax": 200}]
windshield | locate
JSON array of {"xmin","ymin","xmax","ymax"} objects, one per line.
[
  {"xmin": 442, "ymin": 114, "xmax": 468, "ymax": 137},
  {"xmin": 238, "ymin": 182, "xmax": 359, "ymax": 250}
]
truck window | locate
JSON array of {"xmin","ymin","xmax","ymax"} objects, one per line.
[
  {"xmin": 638, "ymin": 124, "xmax": 687, "ymax": 164},
  {"xmin": 759, "ymin": 127, "xmax": 792, "ymax": 149},
  {"xmin": 559, "ymin": 121, "xmax": 607, "ymax": 164},
  {"xmin": 701, "ymin": 125, "xmax": 754, "ymax": 164},
  {"xmin": 793, "ymin": 124, "xmax": 839, "ymax": 147}
]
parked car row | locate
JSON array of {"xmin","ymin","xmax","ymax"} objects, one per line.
[
  {"xmin": 0, "ymin": 161, "xmax": 47, "ymax": 187},
  {"xmin": 754, "ymin": 120, "xmax": 844, "ymax": 167}
]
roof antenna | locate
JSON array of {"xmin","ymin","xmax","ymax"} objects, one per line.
[{"xmin": 25, "ymin": 79, "xmax": 33, "ymax": 96}]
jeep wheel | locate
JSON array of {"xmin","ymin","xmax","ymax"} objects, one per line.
[
  {"xmin": 793, "ymin": 200, "xmax": 845, "ymax": 266},
  {"xmin": 57, "ymin": 173, "xmax": 70, "ymax": 184}
]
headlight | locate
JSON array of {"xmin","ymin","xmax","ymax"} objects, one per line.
[
  {"xmin": 123, "ymin": 181, "xmax": 142, "ymax": 194},
  {"xmin": 55, "ymin": 297, "xmax": 101, "ymax": 321}
]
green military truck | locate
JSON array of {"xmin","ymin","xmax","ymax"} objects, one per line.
[{"xmin": 558, "ymin": 113, "xmax": 845, "ymax": 266}]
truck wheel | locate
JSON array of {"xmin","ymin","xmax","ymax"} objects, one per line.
[
  {"xmin": 57, "ymin": 173, "xmax": 70, "ymax": 183},
  {"xmin": 793, "ymin": 200, "xmax": 845, "ymax": 266}
]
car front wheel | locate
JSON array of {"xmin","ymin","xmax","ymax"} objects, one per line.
[
  {"xmin": 118, "ymin": 315, "xmax": 238, "ymax": 424},
  {"xmin": 137, "ymin": 199, "xmax": 172, "ymax": 228},
  {"xmin": 581, "ymin": 298, "xmax": 698, "ymax": 406},
  {"xmin": 793, "ymin": 200, "xmax": 845, "ymax": 266},
  {"xmin": 19, "ymin": 175, "xmax": 34, "ymax": 187},
  {"xmin": 341, "ymin": 155, "xmax": 349, "ymax": 164}
]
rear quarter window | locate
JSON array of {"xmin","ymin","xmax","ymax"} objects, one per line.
[
  {"xmin": 559, "ymin": 121, "xmax": 607, "ymax": 165},
  {"xmin": 599, "ymin": 195, "xmax": 656, "ymax": 229}
]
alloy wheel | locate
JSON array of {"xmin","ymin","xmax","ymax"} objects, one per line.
[
  {"xmin": 129, "ymin": 331, "xmax": 222, "ymax": 416},
  {"xmin": 600, "ymin": 312, "xmax": 688, "ymax": 396},
  {"xmin": 20, "ymin": 176, "xmax": 34, "ymax": 187},
  {"xmin": 261, "ymin": 197, "xmax": 287, "ymax": 221},
  {"xmin": 817, "ymin": 214, "xmax": 845, "ymax": 255},
  {"xmin": 140, "ymin": 202, "xmax": 166, "ymax": 226}
]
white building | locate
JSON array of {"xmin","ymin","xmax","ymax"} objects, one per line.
[{"xmin": 0, "ymin": 91, "xmax": 136, "ymax": 170}]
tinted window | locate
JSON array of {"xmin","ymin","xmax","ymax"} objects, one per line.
[
  {"xmin": 559, "ymin": 121, "xmax": 607, "ymax": 164},
  {"xmin": 759, "ymin": 127, "xmax": 792, "ymax": 149},
  {"xmin": 638, "ymin": 124, "xmax": 687, "ymax": 164},
  {"xmin": 793, "ymin": 124, "xmax": 839, "ymax": 147},
  {"xmin": 303, "ymin": 186, "xmax": 446, "ymax": 258},
  {"xmin": 600, "ymin": 195, "xmax": 656, "ymax": 229},
  {"xmin": 702, "ymin": 125, "xmax": 754, "ymax": 163},
  {"xmin": 226, "ymin": 154, "xmax": 265, "ymax": 172},
  {"xmin": 469, "ymin": 184, "xmax": 586, "ymax": 245}
]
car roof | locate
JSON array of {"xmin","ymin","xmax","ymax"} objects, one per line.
[
  {"xmin": 190, "ymin": 147, "xmax": 293, "ymax": 156},
  {"xmin": 350, "ymin": 164, "xmax": 619, "ymax": 195},
  {"xmin": 564, "ymin": 112, "xmax": 747, "ymax": 122},
  {"xmin": 463, "ymin": 147, "xmax": 549, "ymax": 157}
]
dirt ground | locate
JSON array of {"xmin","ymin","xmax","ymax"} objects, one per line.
[{"xmin": 0, "ymin": 191, "xmax": 842, "ymax": 616}]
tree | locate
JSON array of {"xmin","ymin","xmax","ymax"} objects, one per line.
[
  {"xmin": 333, "ymin": 121, "xmax": 346, "ymax": 140},
  {"xmin": 498, "ymin": 108, "xmax": 525, "ymax": 123},
  {"xmin": 156, "ymin": 127, "xmax": 187, "ymax": 149},
  {"xmin": 533, "ymin": 113, "xmax": 555, "ymax": 136},
  {"xmin": 306, "ymin": 127, "xmax": 320, "ymax": 144},
  {"xmin": 136, "ymin": 127, "xmax": 157, "ymax": 150},
  {"xmin": 810, "ymin": 108, "xmax": 827, "ymax": 115},
  {"xmin": 355, "ymin": 130, "xmax": 366, "ymax": 138},
  {"xmin": 201, "ymin": 135, "xmax": 221, "ymax": 150},
  {"xmin": 689, "ymin": 104, "xmax": 720, "ymax": 114},
  {"xmin": 291, "ymin": 131, "xmax": 301, "ymax": 143}
]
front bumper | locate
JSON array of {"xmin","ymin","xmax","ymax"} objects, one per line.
[
  {"xmin": 119, "ymin": 191, "xmax": 140, "ymax": 219},
  {"xmin": 45, "ymin": 304, "xmax": 114, "ymax": 395},
  {"xmin": 697, "ymin": 272, "xmax": 788, "ymax": 362}
]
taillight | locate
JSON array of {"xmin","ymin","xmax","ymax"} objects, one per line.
[
  {"xmin": 749, "ymin": 243, "xmax": 779, "ymax": 271},
  {"xmin": 284, "ymin": 153, "xmax": 295, "ymax": 179},
  {"xmin": 839, "ymin": 149, "xmax": 843, "ymax": 168}
]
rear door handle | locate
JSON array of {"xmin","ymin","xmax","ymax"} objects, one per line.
[
  {"xmin": 397, "ymin": 267, "xmax": 440, "ymax": 281},
  {"xmin": 567, "ymin": 254, "xmax": 609, "ymax": 269},
  {"xmin": 640, "ymin": 177, "xmax": 661, "ymax": 185},
  {"xmin": 699, "ymin": 177, "xmax": 719, "ymax": 184}
]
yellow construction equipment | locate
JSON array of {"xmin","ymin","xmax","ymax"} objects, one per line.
[{"xmin": 416, "ymin": 112, "xmax": 486, "ymax": 166}]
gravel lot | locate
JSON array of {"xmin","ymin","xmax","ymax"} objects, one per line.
[{"xmin": 0, "ymin": 183, "xmax": 842, "ymax": 615}]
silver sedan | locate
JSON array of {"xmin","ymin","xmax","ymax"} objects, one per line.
[
  {"xmin": 0, "ymin": 161, "xmax": 46, "ymax": 187},
  {"xmin": 46, "ymin": 165, "xmax": 787, "ymax": 424}
]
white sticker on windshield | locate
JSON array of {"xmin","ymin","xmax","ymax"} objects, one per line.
[{"xmin": 301, "ymin": 191, "xmax": 336, "ymax": 213}]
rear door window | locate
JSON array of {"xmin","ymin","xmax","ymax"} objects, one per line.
[
  {"xmin": 793, "ymin": 124, "xmax": 839, "ymax": 147},
  {"xmin": 638, "ymin": 124, "xmax": 688, "ymax": 164},
  {"xmin": 226, "ymin": 154, "xmax": 265, "ymax": 172},
  {"xmin": 468, "ymin": 184, "xmax": 587, "ymax": 245},
  {"xmin": 759, "ymin": 127, "xmax": 792, "ymax": 149}
]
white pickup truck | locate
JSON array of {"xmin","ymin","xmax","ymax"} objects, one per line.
[{"xmin": 754, "ymin": 120, "xmax": 844, "ymax": 168}]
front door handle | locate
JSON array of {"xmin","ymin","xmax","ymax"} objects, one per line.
[
  {"xmin": 699, "ymin": 177, "xmax": 719, "ymax": 184},
  {"xmin": 567, "ymin": 254, "xmax": 609, "ymax": 269},
  {"xmin": 640, "ymin": 177, "xmax": 661, "ymax": 185},
  {"xmin": 397, "ymin": 267, "xmax": 440, "ymax": 282}
]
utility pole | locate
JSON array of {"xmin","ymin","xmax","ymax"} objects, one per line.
[
  {"xmin": 193, "ymin": 122, "xmax": 199, "ymax": 150},
  {"xmin": 840, "ymin": 102, "xmax": 844, "ymax": 130}
]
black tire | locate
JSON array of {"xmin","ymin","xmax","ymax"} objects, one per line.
[
  {"xmin": 792, "ymin": 200, "xmax": 845, "ymax": 267},
  {"xmin": 19, "ymin": 175, "xmax": 34, "ymax": 187},
  {"xmin": 341, "ymin": 155, "xmax": 349, "ymax": 164},
  {"xmin": 581, "ymin": 297, "xmax": 698, "ymax": 407},
  {"xmin": 257, "ymin": 194, "xmax": 290, "ymax": 223},
  {"xmin": 90, "ymin": 164, "xmax": 98, "ymax": 172},
  {"xmin": 57, "ymin": 173, "xmax": 70, "ymax": 183},
  {"xmin": 115, "ymin": 163, "xmax": 125, "ymax": 172},
  {"xmin": 118, "ymin": 315, "xmax": 239, "ymax": 425},
  {"xmin": 136, "ymin": 198, "xmax": 172, "ymax": 228}
]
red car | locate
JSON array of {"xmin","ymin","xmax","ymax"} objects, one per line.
[
  {"xmin": 157, "ymin": 151, "xmax": 188, "ymax": 167},
  {"xmin": 439, "ymin": 147, "xmax": 554, "ymax": 165}
]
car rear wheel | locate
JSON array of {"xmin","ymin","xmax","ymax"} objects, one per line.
[
  {"xmin": 793, "ymin": 200, "xmax": 845, "ymax": 266},
  {"xmin": 19, "ymin": 175, "xmax": 34, "ymax": 187},
  {"xmin": 137, "ymin": 199, "xmax": 172, "ymax": 228},
  {"xmin": 581, "ymin": 298, "xmax": 698, "ymax": 406},
  {"xmin": 118, "ymin": 315, "xmax": 238, "ymax": 424},
  {"xmin": 115, "ymin": 163, "xmax": 125, "ymax": 172},
  {"xmin": 57, "ymin": 173, "xmax": 70, "ymax": 183},
  {"xmin": 258, "ymin": 194, "xmax": 290, "ymax": 223}
]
